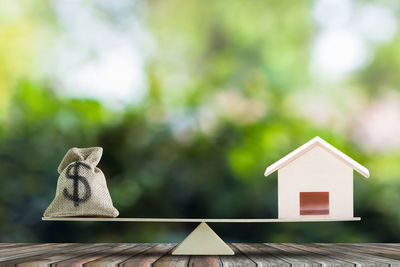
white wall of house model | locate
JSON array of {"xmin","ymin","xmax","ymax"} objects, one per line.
[{"xmin": 265, "ymin": 136, "xmax": 369, "ymax": 219}]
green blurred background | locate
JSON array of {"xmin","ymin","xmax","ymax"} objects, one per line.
[{"xmin": 1, "ymin": 0, "xmax": 400, "ymax": 243}]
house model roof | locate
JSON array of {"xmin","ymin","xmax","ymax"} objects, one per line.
[{"xmin": 264, "ymin": 136, "xmax": 370, "ymax": 178}]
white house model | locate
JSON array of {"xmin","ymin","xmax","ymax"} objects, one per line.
[{"xmin": 264, "ymin": 136, "xmax": 369, "ymax": 219}]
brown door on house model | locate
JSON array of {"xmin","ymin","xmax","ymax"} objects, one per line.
[{"xmin": 300, "ymin": 192, "xmax": 329, "ymax": 215}]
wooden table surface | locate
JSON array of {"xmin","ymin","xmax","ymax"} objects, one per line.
[{"xmin": 0, "ymin": 243, "xmax": 399, "ymax": 266}]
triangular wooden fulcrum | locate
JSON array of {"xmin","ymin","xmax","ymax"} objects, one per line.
[{"xmin": 172, "ymin": 222, "xmax": 234, "ymax": 255}]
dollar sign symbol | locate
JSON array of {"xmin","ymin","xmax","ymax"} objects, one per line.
[{"xmin": 63, "ymin": 161, "xmax": 92, "ymax": 207}]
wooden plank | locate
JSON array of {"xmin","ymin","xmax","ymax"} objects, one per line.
[
  {"xmin": 371, "ymin": 244, "xmax": 400, "ymax": 249},
  {"xmin": 234, "ymin": 243, "xmax": 290, "ymax": 267},
  {"xmin": 353, "ymin": 244, "xmax": 400, "ymax": 253},
  {"xmin": 219, "ymin": 244, "xmax": 256, "ymax": 267},
  {"xmin": 266, "ymin": 243, "xmax": 322, "ymax": 266},
  {"xmin": 344, "ymin": 244, "xmax": 400, "ymax": 259},
  {"xmin": 42, "ymin": 217, "xmax": 361, "ymax": 223},
  {"xmin": 84, "ymin": 244, "xmax": 154, "ymax": 267},
  {"xmin": 50, "ymin": 244, "xmax": 125, "ymax": 267},
  {"xmin": 341, "ymin": 244, "xmax": 400, "ymax": 260},
  {"xmin": 0, "ymin": 244, "xmax": 75, "ymax": 262},
  {"xmin": 17, "ymin": 244, "xmax": 114, "ymax": 267},
  {"xmin": 187, "ymin": 256, "xmax": 221, "ymax": 267},
  {"xmin": 281, "ymin": 243, "xmax": 355, "ymax": 266},
  {"xmin": 10, "ymin": 244, "xmax": 111, "ymax": 267},
  {"xmin": 1, "ymin": 243, "xmax": 399, "ymax": 266},
  {"xmin": 320, "ymin": 244, "xmax": 400, "ymax": 266},
  {"xmin": 0, "ymin": 244, "xmax": 63, "ymax": 257},
  {"xmin": 306, "ymin": 243, "xmax": 390, "ymax": 266},
  {"xmin": 120, "ymin": 243, "xmax": 175, "ymax": 267},
  {"xmin": 251, "ymin": 243, "xmax": 317, "ymax": 266},
  {"xmin": 0, "ymin": 244, "xmax": 32, "ymax": 249},
  {"xmin": 285, "ymin": 243, "xmax": 378, "ymax": 266},
  {"xmin": 152, "ymin": 253, "xmax": 189, "ymax": 267}
]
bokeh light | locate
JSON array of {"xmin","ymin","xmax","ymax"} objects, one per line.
[{"xmin": 1, "ymin": 0, "xmax": 400, "ymax": 243}]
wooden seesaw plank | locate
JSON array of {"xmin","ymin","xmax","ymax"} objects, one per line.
[{"xmin": 42, "ymin": 217, "xmax": 360, "ymax": 222}]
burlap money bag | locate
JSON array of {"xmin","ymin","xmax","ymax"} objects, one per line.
[{"xmin": 44, "ymin": 147, "xmax": 119, "ymax": 217}]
